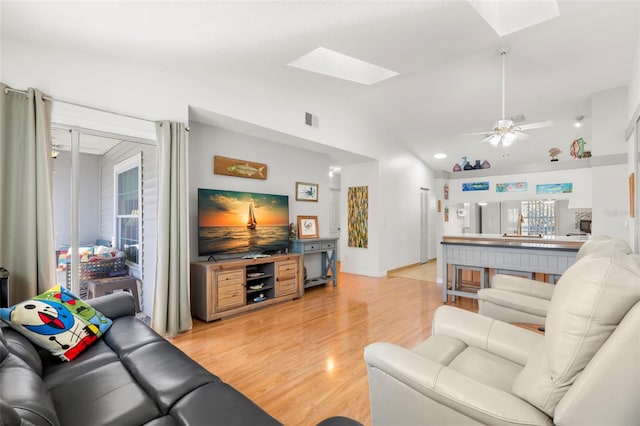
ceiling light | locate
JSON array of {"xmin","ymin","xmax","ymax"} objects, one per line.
[
  {"xmin": 488, "ymin": 134, "xmax": 501, "ymax": 147},
  {"xmin": 288, "ymin": 47, "xmax": 398, "ymax": 85},
  {"xmin": 574, "ymin": 115, "xmax": 584, "ymax": 128},
  {"xmin": 501, "ymin": 132, "xmax": 517, "ymax": 147},
  {"xmin": 434, "ymin": 153, "xmax": 447, "ymax": 159}
]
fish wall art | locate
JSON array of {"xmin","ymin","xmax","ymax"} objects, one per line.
[{"xmin": 214, "ymin": 155, "xmax": 268, "ymax": 180}]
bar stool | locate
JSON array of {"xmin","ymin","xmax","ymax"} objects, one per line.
[
  {"xmin": 451, "ymin": 265, "xmax": 488, "ymax": 301},
  {"xmin": 87, "ymin": 276, "xmax": 141, "ymax": 312}
]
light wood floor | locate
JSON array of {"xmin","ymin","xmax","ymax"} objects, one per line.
[{"xmin": 170, "ymin": 268, "xmax": 477, "ymax": 425}]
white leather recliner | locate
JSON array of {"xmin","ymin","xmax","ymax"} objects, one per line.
[
  {"xmin": 477, "ymin": 236, "xmax": 633, "ymax": 324},
  {"xmin": 364, "ymin": 250, "xmax": 640, "ymax": 425}
]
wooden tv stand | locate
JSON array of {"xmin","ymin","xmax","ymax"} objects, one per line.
[{"xmin": 190, "ymin": 254, "xmax": 303, "ymax": 321}]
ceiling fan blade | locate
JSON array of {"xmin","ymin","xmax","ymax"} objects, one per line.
[
  {"xmin": 517, "ymin": 120, "xmax": 554, "ymax": 131},
  {"xmin": 515, "ymin": 131, "xmax": 531, "ymax": 140},
  {"xmin": 480, "ymin": 134, "xmax": 493, "ymax": 143},
  {"xmin": 464, "ymin": 131, "xmax": 492, "ymax": 136}
]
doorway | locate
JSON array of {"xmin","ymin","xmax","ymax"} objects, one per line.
[{"xmin": 51, "ymin": 126, "xmax": 156, "ymax": 314}]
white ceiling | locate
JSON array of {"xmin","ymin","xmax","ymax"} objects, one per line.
[
  {"xmin": 51, "ymin": 128, "xmax": 123, "ymax": 156},
  {"xmin": 2, "ymin": 1, "xmax": 638, "ymax": 170}
]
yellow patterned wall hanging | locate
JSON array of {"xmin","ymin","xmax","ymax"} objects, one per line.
[{"xmin": 348, "ymin": 186, "xmax": 368, "ymax": 248}]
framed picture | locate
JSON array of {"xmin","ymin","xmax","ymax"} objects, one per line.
[
  {"xmin": 296, "ymin": 182, "xmax": 319, "ymax": 202},
  {"xmin": 297, "ymin": 215, "xmax": 319, "ymax": 239}
]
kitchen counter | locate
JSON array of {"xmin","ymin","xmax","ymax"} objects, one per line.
[
  {"xmin": 441, "ymin": 234, "xmax": 584, "ymax": 302},
  {"xmin": 442, "ymin": 233, "xmax": 588, "ymax": 249}
]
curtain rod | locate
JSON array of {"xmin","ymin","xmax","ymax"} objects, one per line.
[{"xmin": 4, "ymin": 86, "xmax": 157, "ymax": 124}]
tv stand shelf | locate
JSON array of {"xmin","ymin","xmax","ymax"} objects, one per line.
[{"xmin": 190, "ymin": 254, "xmax": 303, "ymax": 321}]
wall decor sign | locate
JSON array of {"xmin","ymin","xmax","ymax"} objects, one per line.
[
  {"xmin": 348, "ymin": 186, "xmax": 368, "ymax": 248},
  {"xmin": 536, "ymin": 183, "xmax": 573, "ymax": 194},
  {"xmin": 213, "ymin": 155, "xmax": 267, "ymax": 180},
  {"xmin": 295, "ymin": 182, "xmax": 319, "ymax": 202},
  {"xmin": 297, "ymin": 215, "xmax": 319, "ymax": 239},
  {"xmin": 496, "ymin": 182, "xmax": 527, "ymax": 193},
  {"xmin": 462, "ymin": 182, "xmax": 489, "ymax": 192}
]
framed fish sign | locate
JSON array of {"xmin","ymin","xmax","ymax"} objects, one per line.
[
  {"xmin": 214, "ymin": 155, "xmax": 268, "ymax": 180},
  {"xmin": 296, "ymin": 182, "xmax": 319, "ymax": 202}
]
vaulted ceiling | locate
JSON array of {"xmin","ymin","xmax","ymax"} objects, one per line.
[{"xmin": 2, "ymin": 1, "xmax": 638, "ymax": 170}]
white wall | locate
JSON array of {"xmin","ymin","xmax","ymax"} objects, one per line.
[
  {"xmin": 592, "ymin": 87, "xmax": 628, "ymax": 156},
  {"xmin": 590, "ymin": 87, "xmax": 632, "ymax": 244},
  {"xmin": 188, "ymin": 122, "xmax": 331, "ymax": 275},
  {"xmin": 591, "ymin": 164, "xmax": 630, "ymax": 240},
  {"xmin": 340, "ymin": 161, "xmax": 381, "ymax": 276},
  {"xmin": 379, "ymin": 154, "xmax": 435, "ymax": 272}
]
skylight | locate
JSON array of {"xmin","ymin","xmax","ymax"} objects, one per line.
[
  {"xmin": 287, "ymin": 47, "xmax": 399, "ymax": 85},
  {"xmin": 469, "ymin": 0, "xmax": 559, "ymax": 36}
]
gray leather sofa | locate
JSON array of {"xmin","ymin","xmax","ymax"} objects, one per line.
[
  {"xmin": 477, "ymin": 236, "xmax": 633, "ymax": 324},
  {"xmin": 365, "ymin": 248, "xmax": 640, "ymax": 425},
  {"xmin": 0, "ymin": 292, "xmax": 281, "ymax": 426}
]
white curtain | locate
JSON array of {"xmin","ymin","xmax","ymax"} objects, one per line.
[
  {"xmin": 152, "ymin": 121, "xmax": 192, "ymax": 337},
  {"xmin": 0, "ymin": 84, "xmax": 56, "ymax": 303}
]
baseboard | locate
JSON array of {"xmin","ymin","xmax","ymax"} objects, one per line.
[
  {"xmin": 386, "ymin": 263, "xmax": 421, "ymax": 277},
  {"xmin": 386, "ymin": 258, "xmax": 436, "ymax": 277}
]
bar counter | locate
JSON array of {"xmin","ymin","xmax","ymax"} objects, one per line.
[{"xmin": 441, "ymin": 234, "xmax": 587, "ymax": 302}]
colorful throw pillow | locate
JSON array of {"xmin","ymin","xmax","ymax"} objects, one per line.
[{"xmin": 0, "ymin": 285, "xmax": 112, "ymax": 361}]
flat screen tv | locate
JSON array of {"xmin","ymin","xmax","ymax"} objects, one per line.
[{"xmin": 198, "ymin": 188, "xmax": 290, "ymax": 257}]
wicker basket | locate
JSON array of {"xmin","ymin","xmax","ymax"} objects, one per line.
[{"xmin": 66, "ymin": 256, "xmax": 127, "ymax": 299}]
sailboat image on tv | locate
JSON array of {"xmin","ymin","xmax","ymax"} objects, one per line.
[
  {"xmin": 247, "ymin": 200, "xmax": 257, "ymax": 230},
  {"xmin": 198, "ymin": 189, "xmax": 290, "ymax": 256}
]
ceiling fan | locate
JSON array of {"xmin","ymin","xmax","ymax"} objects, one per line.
[{"xmin": 466, "ymin": 46, "xmax": 553, "ymax": 147}]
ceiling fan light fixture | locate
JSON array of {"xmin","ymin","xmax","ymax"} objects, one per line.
[
  {"xmin": 501, "ymin": 132, "xmax": 517, "ymax": 147},
  {"xmin": 488, "ymin": 134, "xmax": 502, "ymax": 147},
  {"xmin": 466, "ymin": 46, "xmax": 553, "ymax": 147}
]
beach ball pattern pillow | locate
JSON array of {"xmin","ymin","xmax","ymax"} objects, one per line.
[{"xmin": 0, "ymin": 285, "xmax": 112, "ymax": 361}]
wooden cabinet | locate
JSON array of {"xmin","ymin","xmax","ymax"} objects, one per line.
[
  {"xmin": 275, "ymin": 259, "xmax": 298, "ymax": 297},
  {"xmin": 191, "ymin": 254, "xmax": 303, "ymax": 321},
  {"xmin": 214, "ymin": 269, "xmax": 245, "ymax": 311}
]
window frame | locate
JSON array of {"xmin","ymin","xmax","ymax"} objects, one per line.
[
  {"xmin": 113, "ymin": 153, "xmax": 142, "ymax": 268},
  {"xmin": 521, "ymin": 199, "xmax": 556, "ymax": 236}
]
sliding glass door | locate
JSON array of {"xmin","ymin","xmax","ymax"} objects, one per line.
[{"xmin": 51, "ymin": 126, "xmax": 155, "ymax": 302}]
